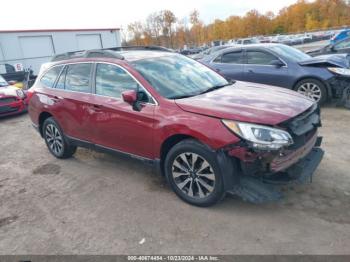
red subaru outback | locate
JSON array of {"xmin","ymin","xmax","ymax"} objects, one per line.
[{"xmin": 28, "ymin": 47, "xmax": 324, "ymax": 206}]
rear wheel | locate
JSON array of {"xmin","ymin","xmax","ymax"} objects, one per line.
[
  {"xmin": 42, "ymin": 117, "xmax": 76, "ymax": 159},
  {"xmin": 295, "ymin": 78, "xmax": 327, "ymax": 104},
  {"xmin": 164, "ymin": 139, "xmax": 225, "ymax": 207}
]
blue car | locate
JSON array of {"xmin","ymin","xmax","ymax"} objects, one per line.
[
  {"xmin": 200, "ymin": 44, "xmax": 350, "ymax": 104},
  {"xmin": 330, "ymin": 29, "xmax": 350, "ymax": 44}
]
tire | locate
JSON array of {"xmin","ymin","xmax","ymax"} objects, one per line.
[
  {"xmin": 294, "ymin": 78, "xmax": 327, "ymax": 105},
  {"xmin": 164, "ymin": 139, "xmax": 225, "ymax": 207},
  {"xmin": 42, "ymin": 117, "xmax": 77, "ymax": 159}
]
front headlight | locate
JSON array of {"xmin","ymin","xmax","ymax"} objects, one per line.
[
  {"xmin": 222, "ymin": 120, "xmax": 293, "ymax": 150},
  {"xmin": 16, "ymin": 89, "xmax": 26, "ymax": 99},
  {"xmin": 328, "ymin": 67, "xmax": 350, "ymax": 77}
]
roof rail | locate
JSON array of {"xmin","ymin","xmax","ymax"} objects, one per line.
[
  {"xmin": 51, "ymin": 49, "xmax": 125, "ymax": 62},
  {"xmin": 50, "ymin": 45, "xmax": 172, "ymax": 62},
  {"xmin": 107, "ymin": 45, "xmax": 174, "ymax": 52}
]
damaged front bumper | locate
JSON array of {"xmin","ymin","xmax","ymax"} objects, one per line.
[
  {"xmin": 226, "ymin": 131, "xmax": 324, "ymax": 203},
  {"xmin": 228, "ymin": 145, "xmax": 324, "ymax": 203},
  {"xmin": 222, "ymin": 103, "xmax": 325, "ymax": 203}
]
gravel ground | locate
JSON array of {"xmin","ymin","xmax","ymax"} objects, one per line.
[{"xmin": 0, "ymin": 106, "xmax": 349, "ymax": 255}]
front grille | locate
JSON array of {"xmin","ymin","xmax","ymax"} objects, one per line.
[
  {"xmin": 0, "ymin": 97, "xmax": 17, "ymax": 105},
  {"xmin": 279, "ymin": 103, "xmax": 321, "ymax": 151}
]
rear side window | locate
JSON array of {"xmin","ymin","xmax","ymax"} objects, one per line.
[
  {"xmin": 40, "ymin": 66, "xmax": 63, "ymax": 88},
  {"xmin": 246, "ymin": 51, "xmax": 277, "ymax": 65},
  {"xmin": 95, "ymin": 63, "xmax": 139, "ymax": 99},
  {"xmin": 65, "ymin": 63, "xmax": 92, "ymax": 93},
  {"xmin": 221, "ymin": 52, "xmax": 243, "ymax": 64}
]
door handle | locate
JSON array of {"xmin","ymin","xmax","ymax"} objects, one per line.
[
  {"xmin": 248, "ymin": 69, "xmax": 254, "ymax": 73},
  {"xmin": 51, "ymin": 96, "xmax": 62, "ymax": 103},
  {"xmin": 91, "ymin": 104, "xmax": 103, "ymax": 112}
]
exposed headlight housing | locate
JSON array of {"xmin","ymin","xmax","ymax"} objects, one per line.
[
  {"xmin": 222, "ymin": 120, "xmax": 293, "ymax": 150},
  {"xmin": 16, "ymin": 89, "xmax": 26, "ymax": 99},
  {"xmin": 328, "ymin": 67, "xmax": 350, "ymax": 77}
]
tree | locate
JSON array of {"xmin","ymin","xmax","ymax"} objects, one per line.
[
  {"xmin": 127, "ymin": 0, "xmax": 350, "ymax": 48},
  {"xmin": 159, "ymin": 10, "xmax": 177, "ymax": 47}
]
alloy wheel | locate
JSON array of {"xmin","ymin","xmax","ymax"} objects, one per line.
[
  {"xmin": 297, "ymin": 82, "xmax": 322, "ymax": 102},
  {"xmin": 45, "ymin": 124, "xmax": 64, "ymax": 156},
  {"xmin": 171, "ymin": 152, "xmax": 215, "ymax": 199}
]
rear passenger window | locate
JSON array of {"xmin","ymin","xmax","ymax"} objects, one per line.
[
  {"xmin": 221, "ymin": 52, "xmax": 243, "ymax": 64},
  {"xmin": 95, "ymin": 64, "xmax": 139, "ymax": 99},
  {"xmin": 247, "ymin": 51, "xmax": 277, "ymax": 65},
  {"xmin": 40, "ymin": 66, "xmax": 63, "ymax": 88},
  {"xmin": 65, "ymin": 64, "xmax": 92, "ymax": 93}
]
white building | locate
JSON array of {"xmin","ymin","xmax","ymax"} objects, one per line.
[{"xmin": 0, "ymin": 28, "xmax": 121, "ymax": 75}]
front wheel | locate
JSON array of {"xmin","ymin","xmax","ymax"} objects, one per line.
[
  {"xmin": 164, "ymin": 139, "xmax": 225, "ymax": 207},
  {"xmin": 295, "ymin": 78, "xmax": 327, "ymax": 104}
]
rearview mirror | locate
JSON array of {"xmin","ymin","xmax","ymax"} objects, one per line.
[{"xmin": 270, "ymin": 60, "xmax": 285, "ymax": 67}]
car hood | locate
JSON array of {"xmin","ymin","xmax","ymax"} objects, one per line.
[
  {"xmin": 299, "ymin": 54, "xmax": 350, "ymax": 68},
  {"xmin": 0, "ymin": 85, "xmax": 20, "ymax": 97},
  {"xmin": 175, "ymin": 81, "xmax": 315, "ymax": 126}
]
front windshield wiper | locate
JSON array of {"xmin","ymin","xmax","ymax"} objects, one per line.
[
  {"xmin": 168, "ymin": 94, "xmax": 199, "ymax": 100},
  {"xmin": 169, "ymin": 81, "xmax": 235, "ymax": 100},
  {"xmin": 199, "ymin": 82, "xmax": 233, "ymax": 95}
]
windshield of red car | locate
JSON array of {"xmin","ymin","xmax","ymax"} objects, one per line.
[{"xmin": 131, "ymin": 54, "xmax": 229, "ymax": 99}]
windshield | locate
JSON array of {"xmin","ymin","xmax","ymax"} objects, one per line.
[
  {"xmin": 269, "ymin": 45, "xmax": 311, "ymax": 62},
  {"xmin": 0, "ymin": 75, "xmax": 8, "ymax": 87},
  {"xmin": 131, "ymin": 54, "xmax": 229, "ymax": 99}
]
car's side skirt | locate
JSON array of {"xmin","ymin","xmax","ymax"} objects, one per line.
[{"xmin": 65, "ymin": 135, "xmax": 161, "ymax": 172}]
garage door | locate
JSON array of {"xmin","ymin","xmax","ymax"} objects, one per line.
[
  {"xmin": 76, "ymin": 34, "xmax": 102, "ymax": 50},
  {"xmin": 19, "ymin": 36, "xmax": 55, "ymax": 58}
]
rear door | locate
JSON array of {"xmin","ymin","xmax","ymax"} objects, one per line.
[
  {"xmin": 89, "ymin": 63, "xmax": 156, "ymax": 159},
  {"xmin": 53, "ymin": 63, "xmax": 96, "ymax": 142},
  {"xmin": 210, "ymin": 50, "xmax": 245, "ymax": 81},
  {"xmin": 243, "ymin": 49, "xmax": 290, "ymax": 87}
]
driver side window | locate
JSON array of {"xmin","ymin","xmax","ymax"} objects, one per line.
[{"xmin": 95, "ymin": 63, "xmax": 148, "ymax": 102}]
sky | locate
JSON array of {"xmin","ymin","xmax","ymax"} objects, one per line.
[{"xmin": 1, "ymin": 0, "xmax": 298, "ymax": 32}]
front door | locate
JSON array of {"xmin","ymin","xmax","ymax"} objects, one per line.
[
  {"xmin": 243, "ymin": 50, "xmax": 290, "ymax": 87},
  {"xmin": 89, "ymin": 63, "xmax": 156, "ymax": 159}
]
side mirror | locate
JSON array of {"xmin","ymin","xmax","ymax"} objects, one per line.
[
  {"xmin": 270, "ymin": 59, "xmax": 285, "ymax": 67},
  {"xmin": 122, "ymin": 89, "xmax": 146, "ymax": 112},
  {"xmin": 122, "ymin": 90, "xmax": 137, "ymax": 105}
]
